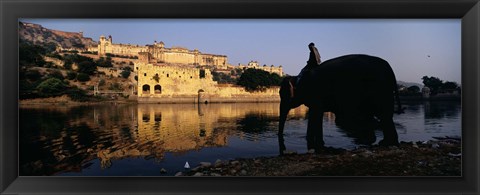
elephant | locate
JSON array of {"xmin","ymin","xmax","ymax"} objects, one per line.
[{"xmin": 279, "ymin": 54, "xmax": 402, "ymax": 153}]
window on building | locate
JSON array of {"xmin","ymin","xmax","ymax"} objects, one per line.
[
  {"xmin": 154, "ymin": 85, "xmax": 162, "ymax": 94},
  {"xmin": 142, "ymin": 84, "xmax": 150, "ymax": 94}
]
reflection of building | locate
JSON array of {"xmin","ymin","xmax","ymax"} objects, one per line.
[
  {"xmin": 136, "ymin": 104, "xmax": 224, "ymax": 152},
  {"xmin": 21, "ymin": 103, "xmax": 305, "ymax": 175},
  {"xmin": 97, "ymin": 103, "xmax": 297, "ymax": 168},
  {"xmin": 422, "ymin": 86, "xmax": 431, "ymax": 99}
]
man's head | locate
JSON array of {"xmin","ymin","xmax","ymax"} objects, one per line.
[{"xmin": 308, "ymin": 42, "xmax": 316, "ymax": 52}]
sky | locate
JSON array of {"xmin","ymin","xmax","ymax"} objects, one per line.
[{"xmin": 20, "ymin": 19, "xmax": 461, "ymax": 84}]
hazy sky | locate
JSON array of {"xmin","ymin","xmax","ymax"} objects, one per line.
[{"xmin": 20, "ymin": 19, "xmax": 461, "ymax": 84}]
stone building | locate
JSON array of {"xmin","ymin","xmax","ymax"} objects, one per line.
[
  {"xmin": 136, "ymin": 56, "xmax": 218, "ymax": 97},
  {"xmin": 89, "ymin": 35, "xmax": 283, "ymax": 75},
  {"xmin": 88, "ymin": 35, "xmax": 283, "ymax": 102},
  {"xmin": 135, "ymin": 52, "xmax": 280, "ymax": 103},
  {"xmin": 92, "ymin": 35, "xmax": 227, "ymax": 67},
  {"xmin": 238, "ymin": 60, "xmax": 284, "ymax": 76}
]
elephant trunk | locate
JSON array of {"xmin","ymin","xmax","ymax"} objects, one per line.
[
  {"xmin": 279, "ymin": 100, "xmax": 290, "ymax": 135},
  {"xmin": 278, "ymin": 77, "xmax": 295, "ymax": 135}
]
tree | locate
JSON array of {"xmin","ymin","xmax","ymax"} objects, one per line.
[
  {"xmin": 36, "ymin": 78, "xmax": 68, "ymax": 97},
  {"xmin": 65, "ymin": 87, "xmax": 89, "ymax": 102},
  {"xmin": 121, "ymin": 70, "xmax": 131, "ymax": 79},
  {"xmin": 407, "ymin": 86, "xmax": 420, "ymax": 93},
  {"xmin": 96, "ymin": 57, "xmax": 113, "ymax": 67},
  {"xmin": 122, "ymin": 66, "xmax": 133, "ymax": 72},
  {"xmin": 77, "ymin": 61, "xmax": 97, "ymax": 75},
  {"xmin": 19, "ymin": 43, "xmax": 47, "ymax": 67},
  {"xmin": 237, "ymin": 68, "xmax": 282, "ymax": 91},
  {"xmin": 25, "ymin": 69, "xmax": 42, "ymax": 81},
  {"xmin": 48, "ymin": 70, "xmax": 64, "ymax": 80},
  {"xmin": 442, "ymin": 81, "xmax": 459, "ymax": 92},
  {"xmin": 76, "ymin": 73, "xmax": 90, "ymax": 82},
  {"xmin": 43, "ymin": 42, "xmax": 58, "ymax": 53},
  {"xmin": 422, "ymin": 76, "xmax": 443, "ymax": 95},
  {"xmin": 66, "ymin": 71, "xmax": 77, "ymax": 80},
  {"xmin": 212, "ymin": 71, "xmax": 237, "ymax": 84}
]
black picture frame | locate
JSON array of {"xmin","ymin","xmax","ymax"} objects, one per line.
[{"xmin": 1, "ymin": 0, "xmax": 479, "ymax": 194}]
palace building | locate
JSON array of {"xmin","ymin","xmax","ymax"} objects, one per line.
[
  {"xmin": 88, "ymin": 35, "xmax": 283, "ymax": 102},
  {"xmin": 94, "ymin": 35, "xmax": 228, "ymax": 68}
]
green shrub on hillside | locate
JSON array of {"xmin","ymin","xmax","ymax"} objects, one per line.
[
  {"xmin": 76, "ymin": 73, "xmax": 90, "ymax": 82},
  {"xmin": 25, "ymin": 69, "xmax": 43, "ymax": 81},
  {"xmin": 36, "ymin": 78, "xmax": 68, "ymax": 97},
  {"xmin": 120, "ymin": 70, "xmax": 131, "ymax": 79},
  {"xmin": 66, "ymin": 71, "xmax": 77, "ymax": 80},
  {"xmin": 19, "ymin": 43, "xmax": 47, "ymax": 67},
  {"xmin": 77, "ymin": 61, "xmax": 97, "ymax": 75},
  {"xmin": 96, "ymin": 57, "xmax": 113, "ymax": 67},
  {"xmin": 65, "ymin": 87, "xmax": 89, "ymax": 102},
  {"xmin": 48, "ymin": 70, "xmax": 64, "ymax": 80}
]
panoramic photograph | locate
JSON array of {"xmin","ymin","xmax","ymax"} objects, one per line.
[{"xmin": 18, "ymin": 19, "xmax": 461, "ymax": 176}]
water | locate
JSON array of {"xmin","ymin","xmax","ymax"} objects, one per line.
[{"xmin": 19, "ymin": 101, "xmax": 461, "ymax": 176}]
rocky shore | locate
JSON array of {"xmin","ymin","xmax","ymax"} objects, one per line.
[{"xmin": 177, "ymin": 137, "xmax": 461, "ymax": 176}]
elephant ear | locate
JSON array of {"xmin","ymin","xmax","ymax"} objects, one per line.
[
  {"xmin": 279, "ymin": 76, "xmax": 302, "ymax": 108},
  {"xmin": 279, "ymin": 77, "xmax": 295, "ymax": 99}
]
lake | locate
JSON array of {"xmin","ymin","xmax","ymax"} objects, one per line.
[{"xmin": 19, "ymin": 101, "xmax": 461, "ymax": 176}]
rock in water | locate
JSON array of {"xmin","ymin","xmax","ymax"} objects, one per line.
[
  {"xmin": 175, "ymin": 172, "xmax": 183, "ymax": 176},
  {"xmin": 199, "ymin": 162, "xmax": 212, "ymax": 167},
  {"xmin": 214, "ymin": 159, "xmax": 223, "ymax": 167},
  {"xmin": 193, "ymin": 172, "xmax": 203, "ymax": 176},
  {"xmin": 160, "ymin": 168, "xmax": 167, "ymax": 174}
]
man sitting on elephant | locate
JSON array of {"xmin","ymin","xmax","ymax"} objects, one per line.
[{"xmin": 296, "ymin": 42, "xmax": 322, "ymax": 99}]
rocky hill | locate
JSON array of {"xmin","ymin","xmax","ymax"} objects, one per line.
[{"xmin": 19, "ymin": 21, "xmax": 97, "ymax": 50}]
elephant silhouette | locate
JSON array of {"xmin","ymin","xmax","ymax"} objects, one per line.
[{"xmin": 279, "ymin": 54, "xmax": 402, "ymax": 153}]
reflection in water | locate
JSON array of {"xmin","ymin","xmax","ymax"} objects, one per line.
[{"xmin": 20, "ymin": 101, "xmax": 461, "ymax": 176}]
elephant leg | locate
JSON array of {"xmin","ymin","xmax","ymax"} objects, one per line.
[
  {"xmin": 355, "ymin": 116, "xmax": 377, "ymax": 145},
  {"xmin": 278, "ymin": 133, "xmax": 286, "ymax": 155},
  {"xmin": 307, "ymin": 108, "xmax": 325, "ymax": 152},
  {"xmin": 378, "ymin": 117, "xmax": 399, "ymax": 146},
  {"xmin": 375, "ymin": 95, "xmax": 399, "ymax": 146}
]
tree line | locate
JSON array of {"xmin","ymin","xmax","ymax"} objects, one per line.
[
  {"xmin": 212, "ymin": 68, "xmax": 283, "ymax": 92},
  {"xmin": 398, "ymin": 76, "xmax": 460, "ymax": 96}
]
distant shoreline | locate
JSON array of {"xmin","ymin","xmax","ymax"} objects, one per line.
[
  {"xmin": 19, "ymin": 95, "xmax": 281, "ymax": 106},
  {"xmin": 19, "ymin": 94, "xmax": 460, "ymax": 106},
  {"xmin": 398, "ymin": 95, "xmax": 461, "ymax": 102}
]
